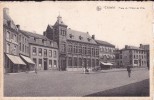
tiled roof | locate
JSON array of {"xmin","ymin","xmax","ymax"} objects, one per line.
[
  {"xmin": 67, "ymin": 29, "xmax": 97, "ymax": 44},
  {"xmin": 54, "ymin": 16, "xmax": 67, "ymax": 26},
  {"xmin": 122, "ymin": 45, "xmax": 145, "ymax": 50},
  {"xmin": 20, "ymin": 30, "xmax": 58, "ymax": 48},
  {"xmin": 20, "ymin": 30, "xmax": 47, "ymax": 40},
  {"xmin": 96, "ymin": 40, "xmax": 115, "ymax": 47}
]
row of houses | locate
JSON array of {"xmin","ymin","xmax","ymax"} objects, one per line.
[{"xmin": 3, "ymin": 8, "xmax": 149, "ymax": 73}]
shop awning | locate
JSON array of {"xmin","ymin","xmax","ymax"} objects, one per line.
[
  {"xmin": 101, "ymin": 62, "xmax": 113, "ymax": 66},
  {"xmin": 20, "ymin": 55, "xmax": 35, "ymax": 64},
  {"xmin": 6, "ymin": 54, "xmax": 26, "ymax": 65}
]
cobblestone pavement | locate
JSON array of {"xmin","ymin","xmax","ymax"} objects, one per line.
[{"xmin": 4, "ymin": 68, "xmax": 149, "ymax": 96}]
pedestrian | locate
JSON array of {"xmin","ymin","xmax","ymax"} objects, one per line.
[
  {"xmin": 127, "ymin": 65, "xmax": 131, "ymax": 77},
  {"xmin": 35, "ymin": 65, "xmax": 37, "ymax": 74}
]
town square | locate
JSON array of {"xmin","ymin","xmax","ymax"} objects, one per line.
[{"xmin": 2, "ymin": 2, "xmax": 151, "ymax": 97}]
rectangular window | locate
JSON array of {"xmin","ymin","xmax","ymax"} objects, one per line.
[
  {"xmin": 49, "ymin": 60, "xmax": 52, "ymax": 67},
  {"xmin": 85, "ymin": 47, "xmax": 87, "ymax": 55},
  {"xmin": 96, "ymin": 59, "xmax": 99, "ymax": 66},
  {"xmin": 14, "ymin": 34, "xmax": 17, "ymax": 42},
  {"xmin": 22, "ymin": 44, "xmax": 24, "ymax": 52},
  {"xmin": 61, "ymin": 44, "xmax": 65, "ymax": 53},
  {"xmin": 68, "ymin": 57, "xmax": 72, "ymax": 66},
  {"xmin": 27, "ymin": 47, "xmax": 29, "ymax": 54},
  {"xmin": 22, "ymin": 37, "xmax": 24, "ymax": 43},
  {"xmin": 32, "ymin": 47, "xmax": 37, "ymax": 55},
  {"xmin": 19, "ymin": 43, "xmax": 21, "ymax": 51},
  {"xmin": 54, "ymin": 51, "xmax": 57, "ymax": 58},
  {"xmin": 76, "ymin": 46, "xmax": 78, "ymax": 53},
  {"xmin": 44, "ymin": 49, "xmax": 47, "ymax": 57},
  {"xmin": 79, "ymin": 58, "xmax": 82, "ymax": 67},
  {"xmin": 38, "ymin": 48, "xmax": 42, "ymax": 56},
  {"xmin": 74, "ymin": 46, "xmax": 76, "ymax": 53},
  {"xmin": 6, "ymin": 43, "xmax": 10, "ymax": 53},
  {"xmin": 25, "ymin": 45, "xmax": 26, "ymax": 53},
  {"xmin": 74, "ymin": 57, "xmax": 77, "ymax": 67},
  {"xmin": 49, "ymin": 50, "xmax": 52, "ymax": 57},
  {"xmin": 6, "ymin": 31, "xmax": 10, "ymax": 40},
  {"xmin": 39, "ymin": 59, "xmax": 42, "ymax": 67},
  {"xmin": 54, "ymin": 60, "xmax": 57, "ymax": 67}
]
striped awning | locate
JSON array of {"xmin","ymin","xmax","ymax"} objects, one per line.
[
  {"xmin": 6, "ymin": 54, "xmax": 26, "ymax": 65},
  {"xmin": 100, "ymin": 62, "xmax": 113, "ymax": 66},
  {"xmin": 20, "ymin": 55, "xmax": 35, "ymax": 64}
]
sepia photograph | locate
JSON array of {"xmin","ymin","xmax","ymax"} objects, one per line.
[{"xmin": 0, "ymin": 1, "xmax": 153, "ymax": 99}]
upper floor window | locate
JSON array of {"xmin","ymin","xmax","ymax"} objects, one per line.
[
  {"xmin": 6, "ymin": 31, "xmax": 10, "ymax": 40},
  {"xmin": 14, "ymin": 34, "xmax": 17, "ymax": 42},
  {"xmin": 68, "ymin": 45, "xmax": 72, "ymax": 53},
  {"xmin": 61, "ymin": 29, "xmax": 66, "ymax": 36},
  {"xmin": 54, "ymin": 50, "xmax": 57, "ymax": 58},
  {"xmin": 44, "ymin": 49, "xmax": 47, "ymax": 57},
  {"xmin": 49, "ymin": 50, "xmax": 52, "ymax": 57},
  {"xmin": 38, "ymin": 48, "xmax": 42, "ymax": 56},
  {"xmin": 19, "ymin": 35, "xmax": 21, "ymax": 41},
  {"xmin": 61, "ymin": 44, "xmax": 66, "ymax": 53},
  {"xmin": 22, "ymin": 37, "xmax": 24, "ymax": 43},
  {"xmin": 6, "ymin": 43, "xmax": 10, "ymax": 53},
  {"xmin": 32, "ymin": 47, "xmax": 37, "ymax": 55}
]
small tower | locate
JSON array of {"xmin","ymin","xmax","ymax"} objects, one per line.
[{"xmin": 53, "ymin": 15, "xmax": 68, "ymax": 71}]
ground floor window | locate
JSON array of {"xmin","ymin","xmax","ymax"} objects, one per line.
[
  {"xmin": 49, "ymin": 60, "xmax": 52, "ymax": 67},
  {"xmin": 74, "ymin": 57, "xmax": 77, "ymax": 67},
  {"xmin": 39, "ymin": 59, "xmax": 42, "ymax": 68},
  {"xmin": 54, "ymin": 60, "xmax": 57, "ymax": 67},
  {"xmin": 96, "ymin": 59, "xmax": 99, "ymax": 66},
  {"xmin": 92, "ymin": 59, "xmax": 95, "ymax": 67},
  {"xmin": 79, "ymin": 58, "xmax": 82, "ymax": 68},
  {"xmin": 88, "ymin": 59, "xmax": 91, "ymax": 67},
  {"xmin": 68, "ymin": 57, "xmax": 72, "ymax": 67}
]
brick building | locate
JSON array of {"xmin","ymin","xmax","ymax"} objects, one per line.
[
  {"xmin": 3, "ymin": 8, "xmax": 26, "ymax": 73},
  {"xmin": 45, "ymin": 16, "xmax": 99, "ymax": 71},
  {"xmin": 20, "ymin": 30, "xmax": 59, "ymax": 71},
  {"xmin": 115, "ymin": 45, "xmax": 149, "ymax": 68},
  {"xmin": 95, "ymin": 40, "xmax": 115, "ymax": 69}
]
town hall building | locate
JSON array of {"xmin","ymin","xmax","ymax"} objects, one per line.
[{"xmin": 44, "ymin": 16, "xmax": 100, "ymax": 71}]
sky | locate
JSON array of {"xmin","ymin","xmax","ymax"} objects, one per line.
[{"xmin": 2, "ymin": 2, "xmax": 153, "ymax": 49}]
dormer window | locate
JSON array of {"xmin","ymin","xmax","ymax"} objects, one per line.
[
  {"xmin": 79, "ymin": 36, "xmax": 83, "ymax": 40},
  {"xmin": 87, "ymin": 38, "xmax": 91, "ymax": 41},
  {"xmin": 34, "ymin": 37, "xmax": 36, "ymax": 42},
  {"xmin": 69, "ymin": 34, "xmax": 73, "ymax": 38},
  {"xmin": 42, "ymin": 39, "xmax": 45, "ymax": 44}
]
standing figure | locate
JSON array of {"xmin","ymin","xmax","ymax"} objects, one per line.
[
  {"xmin": 127, "ymin": 66, "xmax": 131, "ymax": 77},
  {"xmin": 35, "ymin": 65, "xmax": 37, "ymax": 74}
]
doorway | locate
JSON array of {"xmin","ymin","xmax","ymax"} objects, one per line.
[{"xmin": 44, "ymin": 58, "xmax": 48, "ymax": 70}]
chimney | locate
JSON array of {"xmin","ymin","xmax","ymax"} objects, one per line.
[
  {"xmin": 3, "ymin": 8, "xmax": 9, "ymax": 15},
  {"xmin": 140, "ymin": 44, "xmax": 143, "ymax": 48},
  {"xmin": 16, "ymin": 25, "xmax": 20, "ymax": 30},
  {"xmin": 125, "ymin": 45, "xmax": 128, "ymax": 49},
  {"xmin": 92, "ymin": 35, "xmax": 95, "ymax": 40}
]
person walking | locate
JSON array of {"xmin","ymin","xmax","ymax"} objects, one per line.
[{"xmin": 127, "ymin": 65, "xmax": 131, "ymax": 77}]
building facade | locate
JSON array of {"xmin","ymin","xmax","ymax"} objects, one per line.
[
  {"xmin": 116, "ymin": 45, "xmax": 149, "ymax": 68},
  {"xmin": 3, "ymin": 8, "xmax": 26, "ymax": 73},
  {"xmin": 45, "ymin": 16, "xmax": 100, "ymax": 71},
  {"xmin": 95, "ymin": 40, "xmax": 115, "ymax": 64},
  {"xmin": 20, "ymin": 30, "xmax": 59, "ymax": 71}
]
